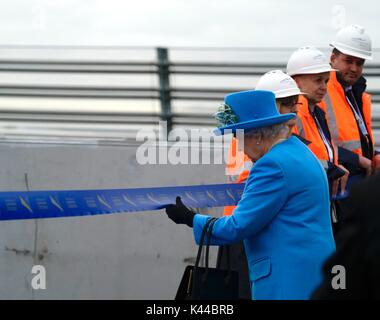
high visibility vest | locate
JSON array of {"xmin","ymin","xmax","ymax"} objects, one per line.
[
  {"xmin": 322, "ymin": 71, "xmax": 373, "ymax": 158},
  {"xmin": 292, "ymin": 95, "xmax": 338, "ymax": 169},
  {"xmin": 223, "ymin": 137, "xmax": 253, "ymax": 216}
]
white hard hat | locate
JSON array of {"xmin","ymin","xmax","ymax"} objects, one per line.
[
  {"xmin": 255, "ymin": 70, "xmax": 305, "ymax": 98},
  {"xmin": 286, "ymin": 46, "xmax": 336, "ymax": 76},
  {"xmin": 330, "ymin": 24, "xmax": 372, "ymax": 60}
]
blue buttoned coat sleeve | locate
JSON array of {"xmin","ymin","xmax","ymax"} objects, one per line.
[{"xmin": 193, "ymin": 156, "xmax": 287, "ymax": 245}]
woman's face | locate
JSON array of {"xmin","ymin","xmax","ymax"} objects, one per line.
[
  {"xmin": 293, "ymin": 73, "xmax": 330, "ymax": 104},
  {"xmin": 276, "ymin": 95, "xmax": 300, "ymax": 130}
]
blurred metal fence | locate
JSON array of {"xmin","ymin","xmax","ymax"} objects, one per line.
[{"xmin": 0, "ymin": 46, "xmax": 379, "ymax": 141}]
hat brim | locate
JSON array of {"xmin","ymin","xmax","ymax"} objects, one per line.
[
  {"xmin": 276, "ymin": 90, "xmax": 307, "ymax": 98},
  {"xmin": 214, "ymin": 113, "xmax": 296, "ymax": 136},
  {"xmin": 329, "ymin": 44, "xmax": 373, "ymax": 60},
  {"xmin": 289, "ymin": 66, "xmax": 338, "ymax": 76}
]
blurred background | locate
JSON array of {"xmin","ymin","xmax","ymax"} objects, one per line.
[
  {"xmin": 0, "ymin": 0, "xmax": 379, "ymax": 142},
  {"xmin": 0, "ymin": 0, "xmax": 378, "ymax": 299}
]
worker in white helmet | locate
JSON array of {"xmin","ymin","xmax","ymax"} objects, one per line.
[
  {"xmin": 219, "ymin": 70, "xmax": 304, "ymax": 299},
  {"xmin": 256, "ymin": 70, "xmax": 304, "ymax": 133},
  {"xmin": 324, "ymin": 25, "xmax": 380, "ymax": 235},
  {"xmin": 287, "ymin": 46, "xmax": 349, "ymax": 236},
  {"xmin": 326, "ymin": 24, "xmax": 379, "ymax": 178}
]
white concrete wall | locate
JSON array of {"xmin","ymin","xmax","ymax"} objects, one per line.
[{"xmin": 0, "ymin": 141, "xmax": 227, "ymax": 299}]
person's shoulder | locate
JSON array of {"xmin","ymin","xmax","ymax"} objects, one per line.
[
  {"xmin": 276, "ymin": 135, "xmax": 305, "ymax": 152},
  {"xmin": 252, "ymin": 140, "xmax": 298, "ymax": 175},
  {"xmin": 260, "ymin": 136, "xmax": 303, "ymax": 162},
  {"xmin": 246, "ymin": 154, "xmax": 285, "ymax": 187},
  {"xmin": 270, "ymin": 136, "xmax": 321, "ymax": 171},
  {"xmin": 292, "ymin": 133, "xmax": 311, "ymax": 145},
  {"xmin": 289, "ymin": 134, "xmax": 315, "ymax": 152},
  {"xmin": 251, "ymin": 149, "xmax": 284, "ymax": 175}
]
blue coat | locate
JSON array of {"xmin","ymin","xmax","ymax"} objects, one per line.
[{"xmin": 193, "ymin": 136, "xmax": 336, "ymax": 300}]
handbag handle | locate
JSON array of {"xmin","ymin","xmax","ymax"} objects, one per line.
[
  {"xmin": 193, "ymin": 218, "xmax": 235, "ymax": 288},
  {"xmin": 195, "ymin": 217, "xmax": 217, "ymax": 284},
  {"xmin": 205, "ymin": 218, "xmax": 217, "ymax": 269},
  {"xmin": 195, "ymin": 218, "xmax": 231, "ymax": 272},
  {"xmin": 194, "ymin": 217, "xmax": 217, "ymax": 269}
]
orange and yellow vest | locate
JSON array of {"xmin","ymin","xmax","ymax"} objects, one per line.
[
  {"xmin": 223, "ymin": 137, "xmax": 253, "ymax": 216},
  {"xmin": 292, "ymin": 95, "xmax": 338, "ymax": 168},
  {"xmin": 322, "ymin": 71, "xmax": 374, "ymax": 158}
]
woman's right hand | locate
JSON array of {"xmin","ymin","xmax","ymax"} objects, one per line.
[
  {"xmin": 331, "ymin": 165, "xmax": 349, "ymax": 197},
  {"xmin": 337, "ymin": 165, "xmax": 349, "ymax": 195},
  {"xmin": 359, "ymin": 155, "xmax": 373, "ymax": 176}
]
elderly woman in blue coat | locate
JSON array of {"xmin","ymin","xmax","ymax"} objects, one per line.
[{"xmin": 166, "ymin": 90, "xmax": 336, "ymax": 300}]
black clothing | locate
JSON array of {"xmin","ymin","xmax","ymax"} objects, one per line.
[
  {"xmin": 216, "ymin": 242, "xmax": 251, "ymax": 300},
  {"xmin": 312, "ymin": 173, "xmax": 380, "ymax": 299}
]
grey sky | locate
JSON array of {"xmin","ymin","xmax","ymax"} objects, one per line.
[{"xmin": 0, "ymin": 0, "xmax": 378, "ymax": 48}]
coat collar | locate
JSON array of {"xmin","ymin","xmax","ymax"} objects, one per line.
[{"xmin": 329, "ymin": 70, "xmax": 367, "ymax": 95}]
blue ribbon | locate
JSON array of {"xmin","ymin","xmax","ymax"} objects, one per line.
[{"xmin": 0, "ymin": 183, "xmax": 245, "ymax": 221}]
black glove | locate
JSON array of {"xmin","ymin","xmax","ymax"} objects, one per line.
[{"xmin": 165, "ymin": 196, "xmax": 196, "ymax": 227}]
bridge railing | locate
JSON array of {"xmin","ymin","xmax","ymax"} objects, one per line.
[{"xmin": 0, "ymin": 46, "xmax": 379, "ymax": 142}]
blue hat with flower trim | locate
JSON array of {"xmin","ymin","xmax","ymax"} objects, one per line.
[{"xmin": 214, "ymin": 90, "xmax": 296, "ymax": 135}]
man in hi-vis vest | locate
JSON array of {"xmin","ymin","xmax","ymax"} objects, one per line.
[
  {"xmin": 325, "ymin": 25, "xmax": 380, "ymax": 180},
  {"xmin": 324, "ymin": 25, "xmax": 380, "ymax": 234}
]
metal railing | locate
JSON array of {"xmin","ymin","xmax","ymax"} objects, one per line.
[{"xmin": 0, "ymin": 46, "xmax": 379, "ymax": 139}]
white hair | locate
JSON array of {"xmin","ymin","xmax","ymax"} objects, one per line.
[{"xmin": 244, "ymin": 123, "xmax": 289, "ymax": 141}]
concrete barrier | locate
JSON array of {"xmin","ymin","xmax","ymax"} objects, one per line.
[{"xmin": 0, "ymin": 141, "xmax": 226, "ymax": 299}]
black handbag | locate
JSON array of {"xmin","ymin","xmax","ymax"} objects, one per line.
[{"xmin": 175, "ymin": 217, "xmax": 239, "ymax": 300}]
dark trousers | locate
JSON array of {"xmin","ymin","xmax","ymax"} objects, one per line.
[{"xmin": 216, "ymin": 242, "xmax": 251, "ymax": 299}]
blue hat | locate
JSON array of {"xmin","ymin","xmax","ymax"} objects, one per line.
[{"xmin": 214, "ymin": 90, "xmax": 296, "ymax": 135}]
